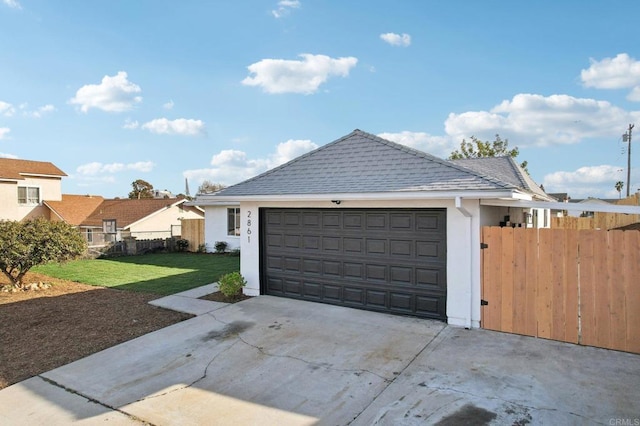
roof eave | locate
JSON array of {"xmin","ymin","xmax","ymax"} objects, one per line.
[{"xmin": 194, "ymin": 190, "xmax": 531, "ymax": 205}]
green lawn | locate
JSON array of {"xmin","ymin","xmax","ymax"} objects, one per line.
[{"xmin": 33, "ymin": 253, "xmax": 240, "ymax": 295}]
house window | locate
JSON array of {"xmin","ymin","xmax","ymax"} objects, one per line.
[
  {"xmin": 17, "ymin": 186, "xmax": 40, "ymax": 205},
  {"xmin": 227, "ymin": 208, "xmax": 240, "ymax": 236},
  {"xmin": 86, "ymin": 228, "xmax": 93, "ymax": 243},
  {"xmin": 103, "ymin": 219, "xmax": 117, "ymax": 234}
]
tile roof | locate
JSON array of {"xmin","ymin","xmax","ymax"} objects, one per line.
[
  {"xmin": 0, "ymin": 158, "xmax": 67, "ymax": 180},
  {"xmin": 81, "ymin": 198, "xmax": 185, "ymax": 228},
  {"xmin": 43, "ymin": 195, "xmax": 105, "ymax": 226},
  {"xmin": 214, "ymin": 129, "xmax": 517, "ymax": 197},
  {"xmin": 450, "ymin": 156, "xmax": 554, "ymax": 201}
]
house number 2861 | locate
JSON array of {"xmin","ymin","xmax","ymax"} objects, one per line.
[{"xmin": 246, "ymin": 210, "xmax": 252, "ymax": 243}]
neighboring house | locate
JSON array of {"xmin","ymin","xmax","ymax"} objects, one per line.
[
  {"xmin": 0, "ymin": 158, "xmax": 67, "ymax": 221},
  {"xmin": 43, "ymin": 194, "xmax": 105, "ymax": 225},
  {"xmin": 79, "ymin": 197, "xmax": 204, "ymax": 247},
  {"xmin": 450, "ymin": 156, "xmax": 556, "ymax": 228},
  {"xmin": 194, "ymin": 129, "xmax": 557, "ymax": 328}
]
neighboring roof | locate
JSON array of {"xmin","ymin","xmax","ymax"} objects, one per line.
[
  {"xmin": 548, "ymin": 192, "xmax": 569, "ymax": 202},
  {"xmin": 450, "ymin": 156, "xmax": 555, "ymax": 201},
  {"xmin": 211, "ymin": 129, "xmax": 518, "ymax": 198},
  {"xmin": 81, "ymin": 198, "xmax": 186, "ymax": 228},
  {"xmin": 613, "ymin": 222, "xmax": 640, "ymax": 231},
  {"xmin": 0, "ymin": 158, "xmax": 67, "ymax": 181},
  {"xmin": 43, "ymin": 194, "xmax": 105, "ymax": 226}
]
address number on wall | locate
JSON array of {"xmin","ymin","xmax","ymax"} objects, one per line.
[{"xmin": 246, "ymin": 210, "xmax": 252, "ymax": 243}]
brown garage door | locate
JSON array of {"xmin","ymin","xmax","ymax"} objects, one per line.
[{"xmin": 261, "ymin": 208, "xmax": 447, "ymax": 320}]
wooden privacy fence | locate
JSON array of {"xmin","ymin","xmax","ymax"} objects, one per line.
[
  {"xmin": 481, "ymin": 226, "xmax": 640, "ymax": 354},
  {"xmin": 181, "ymin": 218, "xmax": 205, "ymax": 252}
]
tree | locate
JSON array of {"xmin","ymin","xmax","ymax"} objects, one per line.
[
  {"xmin": 0, "ymin": 219, "xmax": 87, "ymax": 288},
  {"xmin": 128, "ymin": 179, "xmax": 154, "ymax": 199},
  {"xmin": 615, "ymin": 181, "xmax": 624, "ymax": 199},
  {"xmin": 449, "ymin": 134, "xmax": 528, "ymax": 172},
  {"xmin": 198, "ymin": 180, "xmax": 226, "ymax": 194}
]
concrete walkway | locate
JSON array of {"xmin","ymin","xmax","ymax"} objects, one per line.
[{"xmin": 1, "ymin": 285, "xmax": 639, "ymax": 425}]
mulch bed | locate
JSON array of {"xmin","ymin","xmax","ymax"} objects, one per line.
[
  {"xmin": 199, "ymin": 291, "xmax": 253, "ymax": 303},
  {"xmin": 0, "ymin": 273, "xmax": 193, "ymax": 390}
]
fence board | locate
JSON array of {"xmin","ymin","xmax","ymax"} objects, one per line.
[
  {"xmin": 626, "ymin": 231, "xmax": 640, "ymax": 353},
  {"xmin": 481, "ymin": 226, "xmax": 639, "ymax": 354},
  {"xmin": 593, "ymin": 231, "xmax": 611, "ymax": 349},
  {"xmin": 500, "ymin": 227, "xmax": 514, "ymax": 333},
  {"xmin": 524, "ymin": 229, "xmax": 538, "ymax": 337},
  {"xmin": 564, "ymin": 229, "xmax": 579, "ymax": 344},
  {"xmin": 550, "ymin": 229, "xmax": 566, "ymax": 342},
  {"xmin": 609, "ymin": 231, "xmax": 627, "ymax": 351},
  {"xmin": 481, "ymin": 227, "xmax": 502, "ymax": 330},
  {"xmin": 180, "ymin": 219, "xmax": 205, "ymax": 252},
  {"xmin": 512, "ymin": 228, "xmax": 527, "ymax": 335}
]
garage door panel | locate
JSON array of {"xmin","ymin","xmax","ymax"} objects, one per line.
[
  {"xmin": 366, "ymin": 290, "xmax": 387, "ymax": 307},
  {"xmin": 262, "ymin": 208, "xmax": 447, "ymax": 320}
]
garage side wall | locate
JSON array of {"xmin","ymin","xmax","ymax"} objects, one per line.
[
  {"xmin": 229, "ymin": 199, "xmax": 481, "ymax": 327},
  {"xmin": 204, "ymin": 206, "xmax": 240, "ymax": 252}
]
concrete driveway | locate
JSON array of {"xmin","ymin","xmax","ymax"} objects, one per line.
[{"xmin": 1, "ymin": 294, "xmax": 639, "ymax": 425}]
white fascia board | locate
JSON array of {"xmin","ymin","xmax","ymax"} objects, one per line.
[
  {"xmin": 194, "ymin": 190, "xmax": 529, "ymax": 205},
  {"xmin": 481, "ymin": 199, "xmax": 640, "ymax": 214},
  {"xmin": 20, "ymin": 173, "xmax": 64, "ymax": 179}
]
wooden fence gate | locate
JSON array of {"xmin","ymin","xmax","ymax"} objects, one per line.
[{"xmin": 481, "ymin": 226, "xmax": 640, "ymax": 354}]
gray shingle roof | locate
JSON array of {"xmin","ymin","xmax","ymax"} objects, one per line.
[
  {"xmin": 214, "ymin": 130, "xmax": 518, "ymax": 197},
  {"xmin": 450, "ymin": 157, "xmax": 553, "ymax": 201}
]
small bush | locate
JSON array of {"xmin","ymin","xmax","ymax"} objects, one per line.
[
  {"xmin": 197, "ymin": 243, "xmax": 207, "ymax": 253},
  {"xmin": 218, "ymin": 271, "xmax": 247, "ymax": 297},
  {"xmin": 175, "ymin": 239, "xmax": 189, "ymax": 251},
  {"xmin": 214, "ymin": 241, "xmax": 228, "ymax": 254},
  {"xmin": 229, "ymin": 248, "xmax": 240, "ymax": 257}
]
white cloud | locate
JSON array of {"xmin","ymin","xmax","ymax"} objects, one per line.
[
  {"xmin": 163, "ymin": 100, "xmax": 174, "ymax": 110},
  {"xmin": 444, "ymin": 93, "xmax": 638, "ymax": 146},
  {"xmin": 543, "ymin": 165, "xmax": 631, "ymax": 199},
  {"xmin": 377, "ymin": 131, "xmax": 453, "ymax": 158},
  {"xmin": 380, "ymin": 32, "xmax": 411, "ymax": 47},
  {"xmin": 123, "ymin": 119, "xmax": 139, "ymax": 129},
  {"xmin": 0, "ymin": 127, "xmax": 10, "ymax": 139},
  {"xmin": 69, "ymin": 71, "xmax": 142, "ymax": 113},
  {"xmin": 24, "ymin": 104, "xmax": 55, "ymax": 118},
  {"xmin": 0, "ymin": 101, "xmax": 15, "ymax": 117},
  {"xmin": 0, "ymin": 152, "xmax": 18, "ymax": 159},
  {"xmin": 184, "ymin": 139, "xmax": 317, "ymax": 185},
  {"xmin": 242, "ymin": 54, "xmax": 358, "ymax": 94},
  {"xmin": 141, "ymin": 118, "xmax": 206, "ymax": 136},
  {"xmin": 2, "ymin": 0, "xmax": 21, "ymax": 9},
  {"xmin": 76, "ymin": 161, "xmax": 155, "ymax": 176},
  {"xmin": 272, "ymin": 0, "xmax": 300, "ymax": 18},
  {"xmin": 581, "ymin": 53, "xmax": 640, "ymax": 101}
]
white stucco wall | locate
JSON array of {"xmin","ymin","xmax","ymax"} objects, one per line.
[
  {"xmin": 128, "ymin": 204, "xmax": 203, "ymax": 239},
  {"xmin": 204, "ymin": 205, "xmax": 241, "ymax": 252},
  {"xmin": 205, "ymin": 198, "xmax": 484, "ymax": 328},
  {"xmin": 0, "ymin": 177, "xmax": 62, "ymax": 221}
]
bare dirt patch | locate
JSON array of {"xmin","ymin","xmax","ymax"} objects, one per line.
[{"xmin": 0, "ymin": 273, "xmax": 192, "ymax": 390}]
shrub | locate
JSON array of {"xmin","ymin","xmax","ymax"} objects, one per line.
[
  {"xmin": 218, "ymin": 271, "xmax": 246, "ymax": 297},
  {"xmin": 229, "ymin": 248, "xmax": 241, "ymax": 257},
  {"xmin": 197, "ymin": 243, "xmax": 207, "ymax": 253},
  {"xmin": 214, "ymin": 241, "xmax": 228, "ymax": 254},
  {"xmin": 0, "ymin": 219, "xmax": 87, "ymax": 288},
  {"xmin": 175, "ymin": 239, "xmax": 189, "ymax": 251}
]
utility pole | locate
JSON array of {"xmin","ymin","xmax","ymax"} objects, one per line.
[{"xmin": 623, "ymin": 124, "xmax": 634, "ymax": 198}]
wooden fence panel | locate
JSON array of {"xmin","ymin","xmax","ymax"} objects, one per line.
[
  {"xmin": 481, "ymin": 226, "xmax": 639, "ymax": 354},
  {"xmin": 180, "ymin": 219, "xmax": 205, "ymax": 252},
  {"xmin": 625, "ymin": 231, "xmax": 640, "ymax": 353}
]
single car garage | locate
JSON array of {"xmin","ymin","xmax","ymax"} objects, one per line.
[{"xmin": 261, "ymin": 208, "xmax": 447, "ymax": 320}]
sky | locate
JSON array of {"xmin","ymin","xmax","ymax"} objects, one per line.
[{"xmin": 2, "ymin": 1, "xmax": 640, "ymax": 200}]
